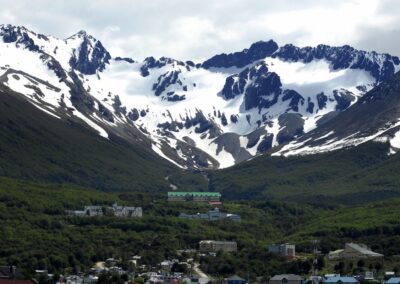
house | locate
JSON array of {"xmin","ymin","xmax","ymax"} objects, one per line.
[
  {"xmin": 0, "ymin": 266, "xmax": 23, "ymax": 279},
  {"xmin": 168, "ymin": 192, "xmax": 221, "ymax": 202},
  {"xmin": 0, "ymin": 280, "xmax": 35, "ymax": 284},
  {"xmin": 209, "ymin": 208, "xmax": 240, "ymax": 222},
  {"xmin": 323, "ymin": 276, "xmax": 358, "ymax": 284},
  {"xmin": 111, "ymin": 203, "xmax": 142, "ymax": 217},
  {"xmin": 226, "ymin": 275, "xmax": 246, "ymax": 284},
  {"xmin": 328, "ymin": 243, "xmax": 383, "ymax": 259},
  {"xmin": 66, "ymin": 203, "xmax": 142, "ymax": 218},
  {"xmin": 160, "ymin": 260, "xmax": 178, "ymax": 272},
  {"xmin": 83, "ymin": 275, "xmax": 98, "ymax": 284},
  {"xmin": 364, "ymin": 271, "xmax": 374, "ymax": 281},
  {"xmin": 386, "ymin": 278, "xmax": 400, "ymax": 284},
  {"xmin": 66, "ymin": 210, "xmax": 87, "ymax": 217},
  {"xmin": 199, "ymin": 240, "xmax": 237, "ymax": 252},
  {"xmin": 83, "ymin": 206, "xmax": 103, "ymax": 216},
  {"xmin": 182, "ymin": 276, "xmax": 202, "ymax": 284},
  {"xmin": 65, "ymin": 275, "xmax": 84, "ymax": 284},
  {"xmin": 385, "ymin": 272, "xmax": 396, "ymax": 280},
  {"xmin": 269, "ymin": 274, "xmax": 303, "ymax": 284},
  {"xmin": 268, "ymin": 244, "xmax": 296, "ymax": 259},
  {"xmin": 179, "ymin": 208, "xmax": 240, "ymax": 222}
]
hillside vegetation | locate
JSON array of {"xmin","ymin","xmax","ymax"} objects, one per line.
[
  {"xmin": 210, "ymin": 142, "xmax": 400, "ymax": 204},
  {"xmin": 2, "ymin": 177, "xmax": 400, "ymax": 278}
]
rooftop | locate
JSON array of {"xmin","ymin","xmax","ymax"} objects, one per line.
[
  {"xmin": 227, "ymin": 275, "xmax": 246, "ymax": 281},
  {"xmin": 270, "ymin": 274, "xmax": 303, "ymax": 281},
  {"xmin": 200, "ymin": 240, "xmax": 236, "ymax": 244},
  {"xmin": 0, "ymin": 280, "xmax": 34, "ymax": 284},
  {"xmin": 168, "ymin": 192, "xmax": 221, "ymax": 197},
  {"xmin": 346, "ymin": 243, "xmax": 383, "ymax": 256},
  {"xmin": 323, "ymin": 277, "xmax": 358, "ymax": 283}
]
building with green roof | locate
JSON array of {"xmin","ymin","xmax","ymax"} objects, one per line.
[{"xmin": 167, "ymin": 191, "xmax": 221, "ymax": 202}]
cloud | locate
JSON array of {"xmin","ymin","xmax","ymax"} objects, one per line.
[{"xmin": 0, "ymin": 0, "xmax": 398, "ymax": 61}]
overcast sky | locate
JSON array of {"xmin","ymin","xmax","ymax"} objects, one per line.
[{"xmin": 1, "ymin": 0, "xmax": 399, "ymax": 61}]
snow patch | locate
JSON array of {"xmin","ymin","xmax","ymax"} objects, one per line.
[
  {"xmin": 151, "ymin": 143, "xmax": 185, "ymax": 169},
  {"xmin": 73, "ymin": 110, "xmax": 109, "ymax": 139}
]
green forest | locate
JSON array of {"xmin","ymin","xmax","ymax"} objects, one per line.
[{"xmin": 2, "ymin": 175, "xmax": 400, "ymax": 280}]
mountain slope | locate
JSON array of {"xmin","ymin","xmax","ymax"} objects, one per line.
[
  {"xmin": 207, "ymin": 71, "xmax": 400, "ymax": 203},
  {"xmin": 210, "ymin": 141, "xmax": 400, "ymax": 204},
  {"xmin": 0, "ymin": 82, "xmax": 206, "ymax": 192},
  {"xmin": 274, "ymin": 71, "xmax": 400, "ymax": 156},
  {"xmin": 1, "ymin": 24, "xmax": 399, "ymax": 169}
]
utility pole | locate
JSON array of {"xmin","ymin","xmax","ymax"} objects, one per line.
[{"xmin": 312, "ymin": 240, "xmax": 320, "ymax": 284}]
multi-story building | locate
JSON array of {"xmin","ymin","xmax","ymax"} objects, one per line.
[
  {"xmin": 112, "ymin": 203, "xmax": 142, "ymax": 217},
  {"xmin": 268, "ymin": 244, "xmax": 296, "ymax": 259},
  {"xmin": 168, "ymin": 192, "xmax": 221, "ymax": 202},
  {"xmin": 199, "ymin": 240, "xmax": 237, "ymax": 252},
  {"xmin": 66, "ymin": 203, "xmax": 142, "ymax": 217},
  {"xmin": 179, "ymin": 208, "xmax": 240, "ymax": 222}
]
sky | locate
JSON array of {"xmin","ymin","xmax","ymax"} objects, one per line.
[{"xmin": 0, "ymin": 0, "xmax": 399, "ymax": 61}]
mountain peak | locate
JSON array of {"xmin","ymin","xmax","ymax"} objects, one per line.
[
  {"xmin": 272, "ymin": 43, "xmax": 400, "ymax": 82},
  {"xmin": 67, "ymin": 30, "xmax": 111, "ymax": 75},
  {"xmin": 76, "ymin": 30, "xmax": 87, "ymax": 36},
  {"xmin": 66, "ymin": 30, "xmax": 97, "ymax": 42},
  {"xmin": 0, "ymin": 24, "xmax": 29, "ymax": 32},
  {"xmin": 0, "ymin": 24, "xmax": 48, "ymax": 51},
  {"xmin": 202, "ymin": 39, "xmax": 278, "ymax": 69}
]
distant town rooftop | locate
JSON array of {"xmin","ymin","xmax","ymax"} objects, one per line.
[
  {"xmin": 168, "ymin": 192, "xmax": 221, "ymax": 197},
  {"xmin": 199, "ymin": 240, "xmax": 236, "ymax": 244},
  {"xmin": 386, "ymin": 278, "xmax": 400, "ymax": 284},
  {"xmin": 346, "ymin": 243, "xmax": 383, "ymax": 257},
  {"xmin": 270, "ymin": 274, "xmax": 303, "ymax": 281}
]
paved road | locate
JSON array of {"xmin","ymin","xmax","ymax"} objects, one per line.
[{"xmin": 193, "ymin": 262, "xmax": 210, "ymax": 279}]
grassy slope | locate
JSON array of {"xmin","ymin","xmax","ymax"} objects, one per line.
[
  {"xmin": 285, "ymin": 198, "xmax": 400, "ymax": 257},
  {"xmin": 0, "ymin": 88, "xmax": 206, "ymax": 192},
  {"xmin": 209, "ymin": 142, "xmax": 400, "ymax": 204},
  {"xmin": 1, "ymin": 85, "xmax": 400, "ymax": 204}
]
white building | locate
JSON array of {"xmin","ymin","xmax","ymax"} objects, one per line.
[
  {"xmin": 66, "ymin": 206, "xmax": 103, "ymax": 217},
  {"xmin": 112, "ymin": 203, "xmax": 142, "ymax": 217},
  {"xmin": 268, "ymin": 244, "xmax": 296, "ymax": 259},
  {"xmin": 199, "ymin": 240, "xmax": 237, "ymax": 252},
  {"xmin": 66, "ymin": 203, "xmax": 142, "ymax": 217},
  {"xmin": 179, "ymin": 208, "xmax": 240, "ymax": 222},
  {"xmin": 328, "ymin": 243, "xmax": 383, "ymax": 259}
]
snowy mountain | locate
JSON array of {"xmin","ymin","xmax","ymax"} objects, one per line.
[
  {"xmin": 1, "ymin": 24, "xmax": 399, "ymax": 169},
  {"xmin": 273, "ymin": 70, "xmax": 400, "ymax": 157}
]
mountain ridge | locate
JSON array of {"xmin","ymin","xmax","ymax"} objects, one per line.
[{"xmin": 0, "ymin": 24, "xmax": 399, "ymax": 169}]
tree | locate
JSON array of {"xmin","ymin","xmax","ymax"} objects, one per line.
[
  {"xmin": 357, "ymin": 259, "xmax": 365, "ymax": 268},
  {"xmin": 134, "ymin": 276, "xmax": 145, "ymax": 284},
  {"xmin": 374, "ymin": 262, "xmax": 383, "ymax": 272},
  {"xmin": 334, "ymin": 262, "xmax": 345, "ymax": 274}
]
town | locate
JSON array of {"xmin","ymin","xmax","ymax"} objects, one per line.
[
  {"xmin": 1, "ymin": 192, "xmax": 399, "ymax": 284},
  {"xmin": 1, "ymin": 241, "xmax": 399, "ymax": 284}
]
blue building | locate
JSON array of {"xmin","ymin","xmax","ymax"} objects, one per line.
[
  {"xmin": 386, "ymin": 278, "xmax": 400, "ymax": 284},
  {"xmin": 323, "ymin": 276, "xmax": 358, "ymax": 284},
  {"xmin": 226, "ymin": 275, "xmax": 246, "ymax": 284}
]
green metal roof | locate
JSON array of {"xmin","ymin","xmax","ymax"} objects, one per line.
[{"xmin": 168, "ymin": 192, "xmax": 221, "ymax": 197}]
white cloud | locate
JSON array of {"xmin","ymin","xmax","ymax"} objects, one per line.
[{"xmin": 0, "ymin": 0, "xmax": 398, "ymax": 61}]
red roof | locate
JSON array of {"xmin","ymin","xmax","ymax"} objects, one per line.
[{"xmin": 0, "ymin": 279, "xmax": 34, "ymax": 284}]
